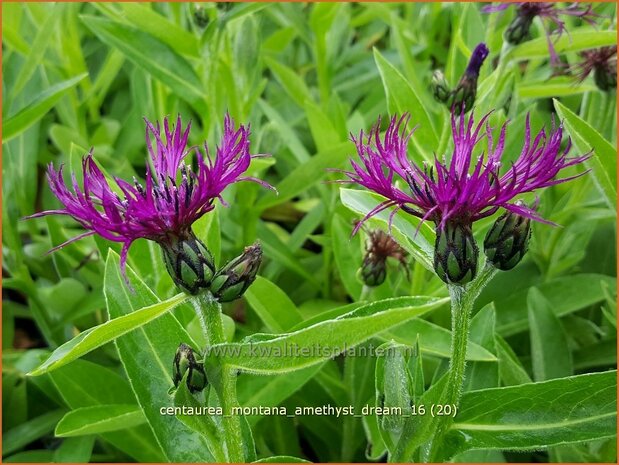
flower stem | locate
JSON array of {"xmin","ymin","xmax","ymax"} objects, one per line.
[
  {"xmin": 428, "ymin": 264, "xmax": 497, "ymax": 461},
  {"xmin": 193, "ymin": 294, "xmax": 245, "ymax": 463}
]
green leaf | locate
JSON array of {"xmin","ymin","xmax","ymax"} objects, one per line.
[
  {"xmin": 55, "ymin": 405, "xmax": 146, "ymax": 437},
  {"xmin": 464, "ymin": 303, "xmax": 499, "ymax": 390},
  {"xmin": 3, "ymin": 74, "xmax": 87, "ymax": 142},
  {"xmin": 10, "ymin": 4, "xmax": 63, "ymax": 96},
  {"xmin": 265, "ymin": 57, "xmax": 313, "ymax": 108},
  {"xmin": 119, "ymin": 3, "xmax": 200, "ymax": 58},
  {"xmin": 3, "ymin": 410, "xmax": 67, "ymax": 456},
  {"xmin": 173, "ymin": 377, "xmax": 226, "ymax": 462},
  {"xmin": 375, "ymin": 342, "xmax": 412, "ymax": 436},
  {"xmin": 253, "ymin": 456, "xmax": 311, "ymax": 463},
  {"xmin": 81, "ymin": 16, "xmax": 207, "ymax": 114},
  {"xmin": 205, "ymin": 296, "xmax": 446, "ymax": 374},
  {"xmin": 331, "ymin": 214, "xmax": 363, "ymax": 299},
  {"xmin": 509, "ymin": 30, "xmax": 617, "ymax": 61},
  {"xmin": 237, "ymin": 365, "xmax": 324, "ymax": 427},
  {"xmin": 381, "ymin": 318, "xmax": 496, "ymax": 362},
  {"xmin": 495, "ymin": 274, "xmax": 616, "ymax": 336},
  {"xmin": 53, "ymin": 436, "xmax": 95, "ymax": 463},
  {"xmin": 257, "ymin": 142, "xmax": 350, "ymax": 210},
  {"xmin": 554, "ymin": 99, "xmax": 617, "ymax": 210},
  {"xmin": 448, "ymin": 371, "xmax": 617, "ymax": 452},
  {"xmin": 49, "ymin": 360, "xmax": 165, "ymax": 462},
  {"xmin": 494, "ymin": 334, "xmax": 532, "ymax": 386},
  {"xmin": 104, "ymin": 250, "xmax": 215, "ymax": 462},
  {"xmin": 244, "ymin": 276, "xmax": 304, "ymax": 332},
  {"xmin": 527, "ymin": 288, "xmax": 573, "ymax": 381},
  {"xmin": 373, "ymin": 48, "xmax": 438, "ymax": 155},
  {"xmin": 517, "ymin": 78, "xmax": 597, "ymax": 99},
  {"xmin": 28, "ymin": 292, "xmax": 188, "ymax": 376}
]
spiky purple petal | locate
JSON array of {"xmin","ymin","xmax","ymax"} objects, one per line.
[{"xmin": 341, "ymin": 111, "xmax": 589, "ymax": 231}]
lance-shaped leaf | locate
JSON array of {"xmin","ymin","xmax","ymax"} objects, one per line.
[
  {"xmin": 447, "ymin": 371, "xmax": 617, "ymax": 453},
  {"xmin": 28, "ymin": 292, "xmax": 188, "ymax": 376},
  {"xmin": 204, "ymin": 296, "xmax": 446, "ymax": 374}
]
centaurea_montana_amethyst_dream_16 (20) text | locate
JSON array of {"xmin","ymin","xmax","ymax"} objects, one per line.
[
  {"xmin": 339, "ymin": 110, "xmax": 590, "ymax": 285},
  {"xmin": 26, "ymin": 114, "xmax": 274, "ymax": 297}
]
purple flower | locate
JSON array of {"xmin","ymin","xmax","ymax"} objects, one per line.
[
  {"xmin": 344, "ymin": 111, "xmax": 588, "ymax": 231},
  {"xmin": 29, "ymin": 114, "xmax": 272, "ymax": 281},
  {"xmin": 341, "ymin": 111, "xmax": 589, "ymax": 283},
  {"xmin": 571, "ymin": 46, "xmax": 617, "ymax": 91},
  {"xmin": 482, "ymin": 3, "xmax": 600, "ymax": 65}
]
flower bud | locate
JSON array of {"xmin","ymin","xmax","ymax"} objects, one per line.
[
  {"xmin": 433, "ymin": 222, "xmax": 479, "ymax": 285},
  {"xmin": 358, "ymin": 256, "xmax": 387, "ymax": 287},
  {"xmin": 484, "ymin": 208, "xmax": 532, "ymax": 271},
  {"xmin": 356, "ymin": 229, "xmax": 408, "ymax": 287},
  {"xmin": 210, "ymin": 243, "xmax": 262, "ymax": 302},
  {"xmin": 161, "ymin": 231, "xmax": 216, "ymax": 295},
  {"xmin": 448, "ymin": 43, "xmax": 489, "ymax": 115},
  {"xmin": 173, "ymin": 343, "xmax": 207, "ymax": 393},
  {"xmin": 432, "ymin": 70, "xmax": 452, "ymax": 104},
  {"xmin": 505, "ymin": 12, "xmax": 535, "ymax": 45},
  {"xmin": 192, "ymin": 5, "xmax": 209, "ymax": 28},
  {"xmin": 594, "ymin": 66, "xmax": 617, "ymax": 92}
]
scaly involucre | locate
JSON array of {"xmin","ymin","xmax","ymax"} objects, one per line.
[
  {"xmin": 30, "ymin": 114, "xmax": 270, "ymax": 275},
  {"xmin": 342, "ymin": 111, "xmax": 589, "ymax": 232}
]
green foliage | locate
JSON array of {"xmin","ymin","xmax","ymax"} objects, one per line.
[{"xmin": 3, "ymin": 2, "xmax": 616, "ymax": 463}]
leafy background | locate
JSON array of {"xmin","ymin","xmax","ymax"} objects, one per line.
[{"xmin": 2, "ymin": 2, "xmax": 617, "ymax": 463}]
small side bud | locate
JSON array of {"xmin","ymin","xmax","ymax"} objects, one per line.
[
  {"xmin": 210, "ymin": 243, "xmax": 262, "ymax": 302},
  {"xmin": 358, "ymin": 258, "xmax": 387, "ymax": 287},
  {"xmin": 161, "ymin": 231, "xmax": 216, "ymax": 295},
  {"xmin": 173, "ymin": 343, "xmax": 207, "ymax": 393},
  {"xmin": 484, "ymin": 207, "xmax": 532, "ymax": 271},
  {"xmin": 357, "ymin": 229, "xmax": 409, "ymax": 287},
  {"xmin": 433, "ymin": 222, "xmax": 479, "ymax": 285},
  {"xmin": 432, "ymin": 70, "xmax": 452, "ymax": 103}
]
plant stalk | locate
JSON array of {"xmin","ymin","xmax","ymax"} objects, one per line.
[
  {"xmin": 428, "ymin": 264, "xmax": 497, "ymax": 461},
  {"xmin": 194, "ymin": 293, "xmax": 245, "ymax": 463}
]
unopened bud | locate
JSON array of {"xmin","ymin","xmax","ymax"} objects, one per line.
[
  {"xmin": 505, "ymin": 11, "xmax": 535, "ymax": 45},
  {"xmin": 448, "ymin": 43, "xmax": 489, "ymax": 115},
  {"xmin": 161, "ymin": 231, "xmax": 216, "ymax": 295},
  {"xmin": 484, "ymin": 207, "xmax": 532, "ymax": 271},
  {"xmin": 432, "ymin": 70, "xmax": 452, "ymax": 103},
  {"xmin": 594, "ymin": 66, "xmax": 617, "ymax": 92},
  {"xmin": 210, "ymin": 243, "xmax": 262, "ymax": 302},
  {"xmin": 173, "ymin": 343, "xmax": 207, "ymax": 393},
  {"xmin": 433, "ymin": 222, "xmax": 479, "ymax": 285},
  {"xmin": 193, "ymin": 5, "xmax": 209, "ymax": 28},
  {"xmin": 358, "ymin": 257, "xmax": 387, "ymax": 287}
]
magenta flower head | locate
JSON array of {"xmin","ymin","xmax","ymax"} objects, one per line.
[
  {"xmin": 572, "ymin": 46, "xmax": 617, "ymax": 91},
  {"xmin": 29, "ymin": 114, "xmax": 272, "ymax": 295},
  {"xmin": 341, "ymin": 111, "xmax": 589, "ymax": 285},
  {"xmin": 482, "ymin": 2, "xmax": 600, "ymax": 65}
]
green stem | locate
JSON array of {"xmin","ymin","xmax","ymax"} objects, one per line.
[
  {"xmin": 391, "ymin": 264, "xmax": 497, "ymax": 463},
  {"xmin": 359, "ymin": 284, "xmax": 372, "ymax": 301},
  {"xmin": 428, "ymin": 264, "xmax": 498, "ymax": 461},
  {"xmin": 193, "ymin": 293, "xmax": 245, "ymax": 463}
]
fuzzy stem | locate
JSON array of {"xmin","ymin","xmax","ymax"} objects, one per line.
[
  {"xmin": 428, "ymin": 264, "xmax": 497, "ymax": 461},
  {"xmin": 359, "ymin": 284, "xmax": 372, "ymax": 301},
  {"xmin": 390, "ymin": 264, "xmax": 497, "ymax": 463},
  {"xmin": 193, "ymin": 294, "xmax": 244, "ymax": 463}
]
